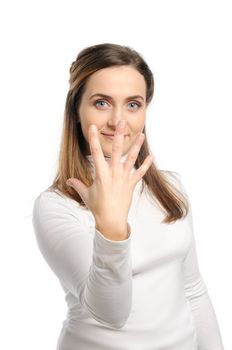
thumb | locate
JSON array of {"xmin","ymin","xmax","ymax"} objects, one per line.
[{"xmin": 66, "ymin": 178, "xmax": 88, "ymax": 199}]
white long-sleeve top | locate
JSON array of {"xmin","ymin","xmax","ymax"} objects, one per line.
[{"xmin": 32, "ymin": 155, "xmax": 224, "ymax": 350}]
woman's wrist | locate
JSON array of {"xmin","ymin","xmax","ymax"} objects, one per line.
[{"xmin": 95, "ymin": 221, "xmax": 131, "ymax": 241}]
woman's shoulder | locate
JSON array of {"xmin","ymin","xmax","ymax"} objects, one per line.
[
  {"xmin": 33, "ymin": 186, "xmax": 68, "ymax": 205},
  {"xmin": 160, "ymin": 169, "xmax": 182, "ymax": 184},
  {"xmin": 160, "ymin": 168, "xmax": 181, "ymax": 178},
  {"xmin": 32, "ymin": 186, "xmax": 86, "ymax": 218},
  {"xmin": 160, "ymin": 169, "xmax": 188, "ymax": 195},
  {"xmin": 32, "ymin": 187, "xmax": 91, "ymax": 237}
]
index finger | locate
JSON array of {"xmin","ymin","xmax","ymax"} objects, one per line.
[{"xmin": 88, "ymin": 124, "xmax": 108, "ymax": 177}]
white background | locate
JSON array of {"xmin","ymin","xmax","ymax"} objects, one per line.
[{"xmin": 0, "ymin": 0, "xmax": 230, "ymax": 348}]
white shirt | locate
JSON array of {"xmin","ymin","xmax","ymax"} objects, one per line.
[{"xmin": 32, "ymin": 155, "xmax": 224, "ymax": 350}]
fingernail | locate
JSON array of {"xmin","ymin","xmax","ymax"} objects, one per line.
[{"xmin": 66, "ymin": 180, "xmax": 72, "ymax": 186}]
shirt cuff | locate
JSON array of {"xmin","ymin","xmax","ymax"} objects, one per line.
[{"xmin": 94, "ymin": 222, "xmax": 131, "ymax": 249}]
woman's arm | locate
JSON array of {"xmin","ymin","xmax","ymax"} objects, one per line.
[
  {"xmin": 180, "ymin": 179, "xmax": 224, "ymax": 349},
  {"xmin": 183, "ymin": 232, "xmax": 224, "ymax": 349},
  {"xmin": 32, "ymin": 191, "xmax": 132, "ymax": 329}
]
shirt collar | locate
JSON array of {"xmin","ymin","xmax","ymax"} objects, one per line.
[
  {"xmin": 85, "ymin": 153, "xmax": 136, "ymax": 174},
  {"xmin": 86, "ymin": 153, "xmax": 128, "ymax": 163}
]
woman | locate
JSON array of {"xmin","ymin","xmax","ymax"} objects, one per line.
[{"xmin": 32, "ymin": 43, "xmax": 224, "ymax": 349}]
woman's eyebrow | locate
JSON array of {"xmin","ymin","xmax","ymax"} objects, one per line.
[{"xmin": 89, "ymin": 93, "xmax": 144, "ymax": 101}]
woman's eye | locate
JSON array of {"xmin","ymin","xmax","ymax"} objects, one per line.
[
  {"xmin": 95, "ymin": 100, "xmax": 108, "ymax": 108},
  {"xmin": 129, "ymin": 102, "xmax": 141, "ymax": 110},
  {"xmin": 94, "ymin": 100, "xmax": 141, "ymax": 110}
]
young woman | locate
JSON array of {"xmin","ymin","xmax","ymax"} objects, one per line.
[{"xmin": 32, "ymin": 43, "xmax": 224, "ymax": 349}]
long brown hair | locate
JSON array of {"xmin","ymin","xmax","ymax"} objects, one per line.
[{"xmin": 49, "ymin": 43, "xmax": 189, "ymax": 224}]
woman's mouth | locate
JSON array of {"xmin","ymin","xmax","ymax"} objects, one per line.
[
  {"xmin": 101, "ymin": 133, "xmax": 129, "ymax": 140},
  {"xmin": 102, "ymin": 133, "xmax": 115, "ymax": 140}
]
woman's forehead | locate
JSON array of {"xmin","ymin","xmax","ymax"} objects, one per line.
[{"xmin": 85, "ymin": 66, "xmax": 146, "ymax": 98}]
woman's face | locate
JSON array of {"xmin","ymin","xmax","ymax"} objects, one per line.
[{"xmin": 78, "ymin": 65, "xmax": 147, "ymax": 157}]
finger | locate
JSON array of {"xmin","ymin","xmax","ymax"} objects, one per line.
[
  {"xmin": 130, "ymin": 154, "xmax": 154, "ymax": 187},
  {"xmin": 123, "ymin": 132, "xmax": 145, "ymax": 174},
  {"xmin": 88, "ymin": 124, "xmax": 108, "ymax": 177},
  {"xmin": 111, "ymin": 119, "xmax": 126, "ymax": 170},
  {"xmin": 66, "ymin": 178, "xmax": 88, "ymax": 201}
]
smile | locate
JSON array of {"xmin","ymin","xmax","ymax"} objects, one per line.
[
  {"xmin": 101, "ymin": 133, "xmax": 128, "ymax": 140},
  {"xmin": 102, "ymin": 134, "xmax": 115, "ymax": 140}
]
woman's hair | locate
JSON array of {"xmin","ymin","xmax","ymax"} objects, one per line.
[{"xmin": 49, "ymin": 43, "xmax": 189, "ymax": 224}]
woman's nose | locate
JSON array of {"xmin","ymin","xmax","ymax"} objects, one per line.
[{"xmin": 108, "ymin": 109, "xmax": 127, "ymax": 127}]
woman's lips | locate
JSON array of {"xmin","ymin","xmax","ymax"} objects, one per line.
[
  {"xmin": 102, "ymin": 134, "xmax": 115, "ymax": 140},
  {"xmin": 101, "ymin": 133, "xmax": 128, "ymax": 140}
]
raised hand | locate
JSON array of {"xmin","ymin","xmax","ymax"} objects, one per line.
[{"xmin": 66, "ymin": 119, "xmax": 154, "ymax": 240}]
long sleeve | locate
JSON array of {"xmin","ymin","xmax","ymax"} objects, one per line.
[
  {"xmin": 180, "ymin": 182, "xmax": 224, "ymax": 349},
  {"xmin": 32, "ymin": 191, "xmax": 132, "ymax": 329}
]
